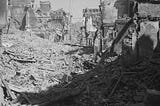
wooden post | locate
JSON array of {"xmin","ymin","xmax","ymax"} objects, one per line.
[
  {"xmin": 85, "ymin": 16, "xmax": 88, "ymax": 46},
  {"xmin": 99, "ymin": 0, "xmax": 104, "ymax": 54},
  {"xmin": 69, "ymin": 15, "xmax": 72, "ymax": 41}
]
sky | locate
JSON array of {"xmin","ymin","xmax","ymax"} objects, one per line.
[{"xmin": 36, "ymin": 0, "xmax": 100, "ymax": 23}]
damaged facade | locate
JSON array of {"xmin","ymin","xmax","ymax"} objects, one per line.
[
  {"xmin": 101, "ymin": 0, "xmax": 130, "ymax": 46},
  {"xmin": 103, "ymin": 0, "xmax": 160, "ymax": 66},
  {"xmin": 10, "ymin": 0, "xmax": 31, "ymax": 23},
  {"xmin": 9, "ymin": 0, "xmax": 37, "ymax": 29},
  {"xmin": 35, "ymin": 1, "xmax": 51, "ymax": 27},
  {"xmin": 83, "ymin": 8, "xmax": 101, "ymax": 27},
  {"xmin": 50, "ymin": 8, "xmax": 66, "ymax": 30},
  {"xmin": 82, "ymin": 8, "xmax": 101, "ymax": 46},
  {"xmin": 40, "ymin": 1, "xmax": 51, "ymax": 16},
  {"xmin": 50, "ymin": 8, "xmax": 71, "ymax": 32}
]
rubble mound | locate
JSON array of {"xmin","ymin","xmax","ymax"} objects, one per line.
[
  {"xmin": 26, "ymin": 54, "xmax": 160, "ymax": 106},
  {"xmin": 1, "ymin": 30, "xmax": 160, "ymax": 106},
  {"xmin": 0, "ymin": 30, "xmax": 94, "ymax": 106}
]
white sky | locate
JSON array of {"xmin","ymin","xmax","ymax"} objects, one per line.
[{"xmin": 35, "ymin": 0, "xmax": 100, "ymax": 22}]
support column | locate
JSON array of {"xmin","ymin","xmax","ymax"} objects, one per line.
[{"xmin": 99, "ymin": 0, "xmax": 104, "ymax": 54}]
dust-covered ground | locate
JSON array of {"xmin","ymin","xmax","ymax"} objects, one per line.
[{"xmin": 0, "ymin": 29, "xmax": 95, "ymax": 106}]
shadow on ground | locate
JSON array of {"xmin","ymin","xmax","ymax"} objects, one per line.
[{"xmin": 16, "ymin": 68, "xmax": 95, "ymax": 106}]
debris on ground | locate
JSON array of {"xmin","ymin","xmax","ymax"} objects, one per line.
[
  {"xmin": 31, "ymin": 52, "xmax": 160, "ymax": 106},
  {"xmin": 0, "ymin": 27, "xmax": 160, "ymax": 106},
  {"xmin": 0, "ymin": 30, "xmax": 94, "ymax": 106}
]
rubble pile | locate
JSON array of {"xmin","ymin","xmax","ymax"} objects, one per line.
[
  {"xmin": 27, "ymin": 53, "xmax": 160, "ymax": 106},
  {"xmin": 0, "ymin": 31, "xmax": 159, "ymax": 106},
  {"xmin": 0, "ymin": 30, "xmax": 93, "ymax": 105}
]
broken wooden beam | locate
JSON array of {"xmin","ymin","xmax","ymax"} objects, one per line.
[{"xmin": 0, "ymin": 73, "xmax": 17, "ymax": 100}]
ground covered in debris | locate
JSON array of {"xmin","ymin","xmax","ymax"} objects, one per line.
[
  {"xmin": 35, "ymin": 56, "xmax": 160, "ymax": 106},
  {"xmin": 0, "ymin": 30, "xmax": 95, "ymax": 106},
  {"xmin": 1, "ymin": 30, "xmax": 160, "ymax": 106},
  {"xmin": 36, "ymin": 55, "xmax": 160, "ymax": 106}
]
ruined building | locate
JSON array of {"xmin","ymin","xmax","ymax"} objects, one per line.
[
  {"xmin": 101, "ymin": 0, "xmax": 130, "ymax": 40},
  {"xmin": 83, "ymin": 8, "xmax": 101, "ymax": 28},
  {"xmin": 10, "ymin": 0, "xmax": 31, "ymax": 22},
  {"xmin": 50, "ymin": 8, "xmax": 69, "ymax": 30},
  {"xmin": 39, "ymin": 1, "xmax": 51, "ymax": 16},
  {"xmin": 35, "ymin": 1, "xmax": 51, "ymax": 25},
  {"xmin": 106, "ymin": 0, "xmax": 160, "ymax": 66},
  {"xmin": 9, "ymin": 0, "xmax": 37, "ymax": 29}
]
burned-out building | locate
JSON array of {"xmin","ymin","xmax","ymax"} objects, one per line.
[
  {"xmin": 102, "ymin": 0, "xmax": 131, "ymax": 24},
  {"xmin": 49, "ymin": 8, "xmax": 71, "ymax": 30},
  {"xmin": 101, "ymin": 0, "xmax": 135, "ymax": 47},
  {"xmin": 63, "ymin": 12, "xmax": 72, "ymax": 33},
  {"xmin": 8, "ymin": 0, "xmax": 37, "ymax": 29},
  {"xmin": 35, "ymin": 1, "xmax": 51, "ymax": 24},
  {"xmin": 83, "ymin": 8, "xmax": 100, "ymax": 18},
  {"xmin": 50, "ymin": 8, "xmax": 65, "ymax": 23},
  {"xmin": 82, "ymin": 8, "xmax": 100, "ymax": 46},
  {"xmin": 101, "ymin": 0, "xmax": 130, "ymax": 42},
  {"xmin": 83, "ymin": 8, "xmax": 101, "ymax": 28},
  {"xmin": 39, "ymin": 1, "xmax": 51, "ymax": 16},
  {"xmin": 108, "ymin": 0, "xmax": 160, "ymax": 66},
  {"xmin": 10, "ymin": 0, "xmax": 31, "ymax": 21}
]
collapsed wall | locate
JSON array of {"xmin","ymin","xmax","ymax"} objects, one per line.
[{"xmin": 107, "ymin": 0, "xmax": 160, "ymax": 66}]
